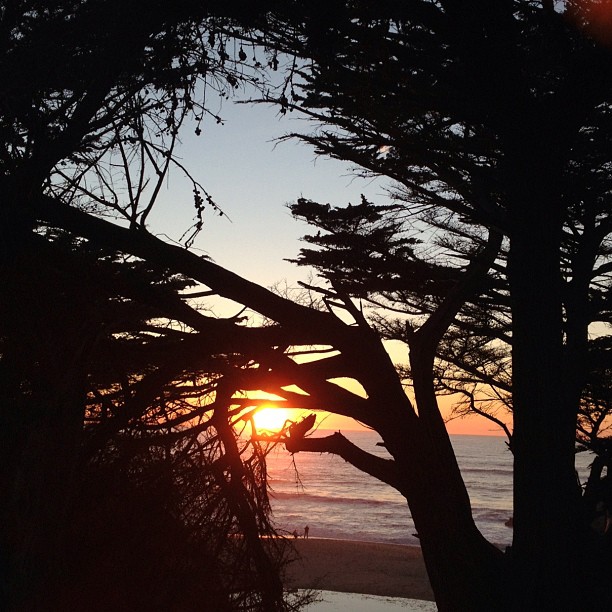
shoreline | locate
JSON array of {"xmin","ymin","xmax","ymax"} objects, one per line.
[{"xmin": 284, "ymin": 538, "xmax": 435, "ymax": 602}]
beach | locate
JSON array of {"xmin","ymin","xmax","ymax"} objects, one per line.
[{"xmin": 285, "ymin": 538, "xmax": 434, "ymax": 602}]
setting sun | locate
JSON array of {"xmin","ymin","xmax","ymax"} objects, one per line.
[{"xmin": 253, "ymin": 407, "xmax": 292, "ymax": 432}]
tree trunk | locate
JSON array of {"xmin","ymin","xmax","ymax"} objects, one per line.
[
  {"xmin": 378, "ymin": 387, "xmax": 507, "ymax": 611},
  {"xmin": 506, "ymin": 159, "xmax": 585, "ymax": 608},
  {"xmin": 393, "ymin": 443, "xmax": 507, "ymax": 612}
]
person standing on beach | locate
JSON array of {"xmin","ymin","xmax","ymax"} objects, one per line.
[{"xmin": 304, "ymin": 525, "xmax": 309, "ymax": 539}]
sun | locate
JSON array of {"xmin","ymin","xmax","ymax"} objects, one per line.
[{"xmin": 253, "ymin": 407, "xmax": 291, "ymax": 432}]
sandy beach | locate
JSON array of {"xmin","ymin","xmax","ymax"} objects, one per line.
[{"xmin": 284, "ymin": 538, "xmax": 434, "ymax": 602}]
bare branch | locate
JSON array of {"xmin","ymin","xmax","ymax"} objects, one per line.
[{"xmin": 285, "ymin": 431, "xmax": 401, "ymax": 489}]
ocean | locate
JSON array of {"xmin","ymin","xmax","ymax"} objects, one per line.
[{"xmin": 266, "ymin": 430, "xmax": 594, "ymax": 548}]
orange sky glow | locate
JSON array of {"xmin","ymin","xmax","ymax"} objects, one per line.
[
  {"xmin": 249, "ymin": 402, "xmax": 510, "ymax": 439},
  {"xmin": 304, "ymin": 408, "xmax": 509, "ymax": 438},
  {"xmin": 244, "ymin": 348, "xmax": 511, "ymax": 438}
]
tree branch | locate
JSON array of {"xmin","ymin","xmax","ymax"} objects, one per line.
[
  {"xmin": 33, "ymin": 194, "xmax": 350, "ymax": 340},
  {"xmin": 285, "ymin": 431, "xmax": 401, "ymax": 489}
]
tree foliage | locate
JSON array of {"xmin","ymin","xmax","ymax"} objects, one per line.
[{"xmin": 0, "ymin": 3, "xmax": 305, "ymax": 610}]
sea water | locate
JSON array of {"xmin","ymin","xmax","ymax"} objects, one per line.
[{"xmin": 266, "ymin": 430, "xmax": 594, "ymax": 548}]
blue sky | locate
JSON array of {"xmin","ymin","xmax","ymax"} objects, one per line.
[{"xmin": 150, "ymin": 93, "xmax": 389, "ymax": 287}]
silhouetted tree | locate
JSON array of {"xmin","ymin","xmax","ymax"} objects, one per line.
[
  {"xmin": 4, "ymin": 2, "xmax": 612, "ymax": 611},
  {"xmin": 0, "ymin": 3, "xmax": 302, "ymax": 610},
  {"xmin": 1, "ymin": 230, "xmax": 299, "ymax": 610},
  {"xmin": 287, "ymin": 194, "xmax": 611, "ymax": 446},
  {"xmin": 237, "ymin": 1, "xmax": 612, "ymax": 608}
]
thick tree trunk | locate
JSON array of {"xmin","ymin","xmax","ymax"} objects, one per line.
[
  {"xmin": 392, "ymin": 442, "xmax": 507, "ymax": 612},
  {"xmin": 508, "ymin": 230, "xmax": 584, "ymax": 609},
  {"xmin": 506, "ymin": 158, "xmax": 586, "ymax": 608}
]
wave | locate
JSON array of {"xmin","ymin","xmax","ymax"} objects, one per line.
[
  {"xmin": 460, "ymin": 467, "xmax": 513, "ymax": 476},
  {"xmin": 271, "ymin": 490, "xmax": 404, "ymax": 508},
  {"xmin": 269, "ymin": 477, "xmax": 370, "ymax": 488},
  {"xmin": 474, "ymin": 508, "xmax": 513, "ymax": 520}
]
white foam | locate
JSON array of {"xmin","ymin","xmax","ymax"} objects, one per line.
[{"xmin": 301, "ymin": 590, "xmax": 437, "ymax": 611}]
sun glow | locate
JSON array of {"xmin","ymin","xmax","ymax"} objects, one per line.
[{"xmin": 253, "ymin": 407, "xmax": 292, "ymax": 432}]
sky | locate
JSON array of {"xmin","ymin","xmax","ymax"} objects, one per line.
[
  {"xmin": 150, "ymin": 96, "xmax": 387, "ymax": 286},
  {"xmin": 150, "ymin": 92, "xmax": 509, "ymax": 438}
]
